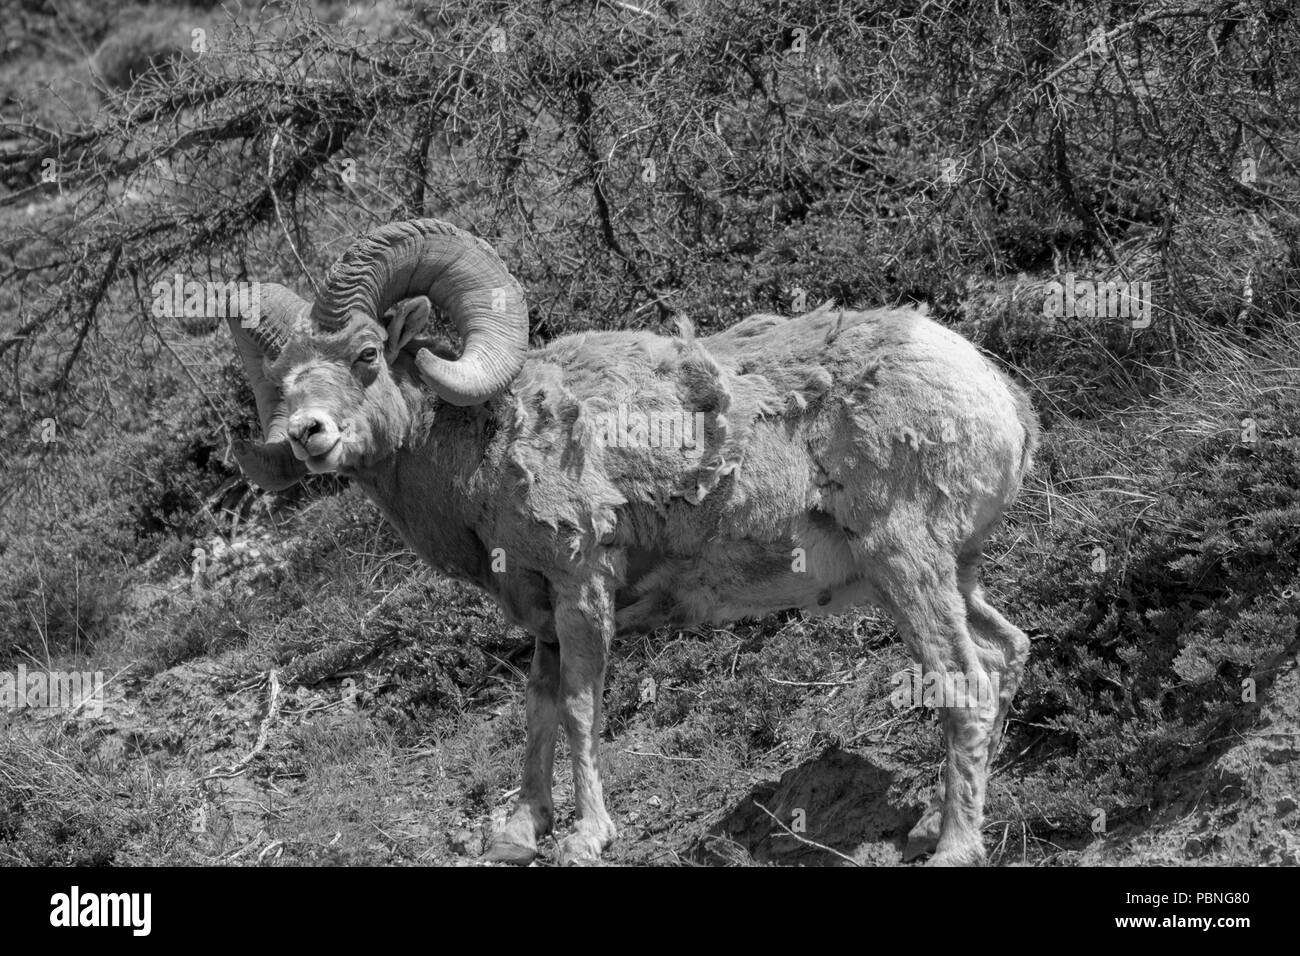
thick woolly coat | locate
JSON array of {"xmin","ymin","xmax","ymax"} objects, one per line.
[{"xmin": 349, "ymin": 302, "xmax": 1039, "ymax": 640}]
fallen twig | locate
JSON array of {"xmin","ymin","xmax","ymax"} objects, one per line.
[
  {"xmin": 752, "ymin": 800, "xmax": 861, "ymax": 867},
  {"xmin": 197, "ymin": 670, "xmax": 282, "ymax": 782},
  {"xmin": 623, "ymin": 749, "xmax": 704, "ymax": 762}
]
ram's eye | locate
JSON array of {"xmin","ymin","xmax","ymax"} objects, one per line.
[{"xmin": 357, "ymin": 347, "xmax": 379, "ymax": 364}]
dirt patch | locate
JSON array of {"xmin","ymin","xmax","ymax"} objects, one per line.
[{"xmin": 695, "ymin": 746, "xmax": 920, "ymax": 865}]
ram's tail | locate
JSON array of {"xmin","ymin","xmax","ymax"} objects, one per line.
[{"xmin": 1007, "ymin": 376, "xmax": 1041, "ymax": 480}]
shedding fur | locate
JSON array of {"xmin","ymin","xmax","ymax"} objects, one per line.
[{"xmin": 232, "ymin": 272, "xmax": 1039, "ymax": 866}]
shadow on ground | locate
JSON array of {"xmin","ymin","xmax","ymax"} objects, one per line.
[{"xmin": 693, "ymin": 746, "xmax": 918, "ymax": 865}]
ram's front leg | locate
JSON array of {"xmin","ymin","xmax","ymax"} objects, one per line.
[
  {"xmin": 484, "ymin": 634, "xmax": 560, "ymax": 864},
  {"xmin": 554, "ymin": 580, "xmax": 617, "ymax": 865}
]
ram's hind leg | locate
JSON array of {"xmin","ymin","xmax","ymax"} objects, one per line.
[
  {"xmin": 485, "ymin": 634, "xmax": 561, "ymax": 864},
  {"xmin": 879, "ymin": 550, "xmax": 998, "ymax": 866},
  {"xmin": 958, "ymin": 550, "xmax": 1030, "ymax": 779},
  {"xmin": 903, "ymin": 547, "xmax": 1029, "ymax": 862}
]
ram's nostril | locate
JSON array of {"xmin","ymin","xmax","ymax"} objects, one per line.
[{"xmin": 288, "ymin": 413, "xmax": 325, "ymax": 444}]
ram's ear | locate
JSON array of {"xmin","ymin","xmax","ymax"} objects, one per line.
[
  {"xmin": 384, "ymin": 297, "xmax": 432, "ymax": 363},
  {"xmin": 427, "ymin": 336, "xmax": 460, "ymax": 361},
  {"xmin": 389, "ymin": 334, "xmax": 458, "ymax": 385}
]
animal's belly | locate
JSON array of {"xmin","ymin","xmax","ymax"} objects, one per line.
[
  {"xmin": 609, "ymin": 494, "xmax": 881, "ymax": 634},
  {"xmin": 612, "ymin": 551, "xmax": 881, "ymax": 633}
]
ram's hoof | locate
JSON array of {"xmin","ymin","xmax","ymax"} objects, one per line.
[
  {"xmin": 482, "ymin": 839, "xmax": 538, "ymax": 865},
  {"xmin": 558, "ymin": 823, "xmax": 614, "ymax": 866},
  {"xmin": 926, "ymin": 846, "xmax": 987, "ymax": 867}
]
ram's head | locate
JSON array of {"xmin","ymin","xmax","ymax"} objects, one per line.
[{"xmin": 227, "ymin": 219, "xmax": 529, "ymax": 489}]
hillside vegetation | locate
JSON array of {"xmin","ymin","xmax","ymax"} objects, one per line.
[{"xmin": 1, "ymin": 0, "xmax": 1297, "ymax": 865}]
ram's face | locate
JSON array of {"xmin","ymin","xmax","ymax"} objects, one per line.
[
  {"xmin": 268, "ymin": 298, "xmax": 430, "ymax": 475},
  {"xmin": 273, "ymin": 333, "xmax": 389, "ymax": 474},
  {"xmin": 226, "ymin": 220, "xmax": 531, "ymax": 493}
]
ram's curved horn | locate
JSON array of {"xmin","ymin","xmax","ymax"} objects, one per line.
[
  {"xmin": 309, "ymin": 219, "xmax": 528, "ymax": 406},
  {"xmin": 225, "ymin": 282, "xmax": 310, "ymax": 490}
]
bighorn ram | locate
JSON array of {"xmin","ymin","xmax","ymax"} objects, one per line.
[{"xmin": 226, "ymin": 218, "xmax": 1039, "ymax": 865}]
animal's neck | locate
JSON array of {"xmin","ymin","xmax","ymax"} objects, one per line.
[{"xmin": 349, "ymin": 399, "xmax": 498, "ymax": 584}]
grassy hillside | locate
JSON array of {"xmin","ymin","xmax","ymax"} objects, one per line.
[{"xmin": 1, "ymin": 0, "xmax": 1298, "ymax": 865}]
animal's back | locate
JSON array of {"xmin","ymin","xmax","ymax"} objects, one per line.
[
  {"xmin": 490, "ymin": 304, "xmax": 1036, "ymax": 630},
  {"xmin": 704, "ymin": 303, "xmax": 1035, "ymax": 536}
]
